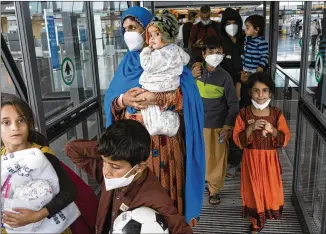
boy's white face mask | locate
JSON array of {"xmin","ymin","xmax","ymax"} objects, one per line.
[
  {"xmin": 251, "ymin": 98, "xmax": 271, "ymax": 110},
  {"xmin": 103, "ymin": 165, "xmax": 138, "ymax": 191},
  {"xmin": 205, "ymin": 54, "xmax": 224, "ymax": 68}
]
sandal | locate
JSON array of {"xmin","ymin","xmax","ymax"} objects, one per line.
[
  {"xmin": 248, "ymin": 231, "xmax": 260, "ymax": 234},
  {"xmin": 248, "ymin": 224, "xmax": 260, "ymax": 234},
  {"xmin": 208, "ymin": 193, "xmax": 220, "ymax": 205},
  {"xmin": 226, "ymin": 165, "xmax": 239, "ymax": 179}
]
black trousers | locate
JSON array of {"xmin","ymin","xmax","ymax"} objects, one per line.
[
  {"xmin": 228, "ymin": 138, "xmax": 243, "ymax": 166},
  {"xmin": 228, "ymin": 80, "xmax": 251, "ymax": 167},
  {"xmin": 311, "ymin": 35, "xmax": 318, "ymax": 49}
]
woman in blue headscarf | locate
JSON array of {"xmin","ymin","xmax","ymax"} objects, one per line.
[{"xmin": 104, "ymin": 6, "xmax": 205, "ymax": 226}]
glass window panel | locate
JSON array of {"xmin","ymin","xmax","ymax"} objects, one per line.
[
  {"xmin": 1, "ymin": 58, "xmax": 18, "ymax": 95},
  {"xmin": 297, "ymin": 115, "xmax": 326, "ymax": 233},
  {"xmin": 283, "ymin": 81, "xmax": 299, "ymax": 164},
  {"xmin": 72, "ymin": 2, "xmax": 84, "ymax": 13},
  {"xmin": 277, "ymin": 1, "xmax": 304, "ymax": 62},
  {"xmin": 50, "ymin": 112, "xmax": 100, "ymax": 191},
  {"xmin": 92, "ymin": 2, "xmax": 128, "ymax": 123},
  {"xmin": 61, "ymin": 2, "xmax": 73, "ymax": 12},
  {"xmin": 274, "ymin": 69, "xmax": 299, "ymax": 164},
  {"xmin": 303, "ymin": 2, "xmax": 326, "ymax": 120},
  {"xmin": 274, "ymin": 70, "xmax": 286, "ymax": 112},
  {"xmin": 1, "ymin": 2, "xmax": 26, "ymax": 84},
  {"xmin": 55, "ymin": 2, "xmax": 63, "ymax": 11},
  {"xmin": 29, "ymin": 1, "xmax": 95, "ymax": 122},
  {"xmin": 93, "ymin": 2, "xmax": 104, "ymax": 12}
]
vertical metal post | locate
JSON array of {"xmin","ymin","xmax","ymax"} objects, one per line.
[
  {"xmin": 85, "ymin": 1, "xmax": 104, "ymax": 135},
  {"xmin": 62, "ymin": 12, "xmax": 88, "ymax": 140},
  {"xmin": 15, "ymin": 1, "xmax": 47, "ymax": 136},
  {"xmin": 263, "ymin": 2, "xmax": 270, "ymax": 61},
  {"xmin": 129, "ymin": 2, "xmax": 140, "ymax": 7},
  {"xmin": 322, "ymin": 157, "xmax": 326, "ymax": 234},
  {"xmin": 321, "ymin": 5, "xmax": 326, "ymax": 233},
  {"xmin": 292, "ymin": 0, "xmax": 311, "ymax": 220},
  {"xmin": 298, "ymin": 2, "xmax": 311, "ymax": 97},
  {"xmin": 268, "ymin": 1, "xmax": 279, "ymax": 79},
  {"xmin": 150, "ymin": 1, "xmax": 155, "ymax": 15},
  {"xmin": 263, "ymin": 2, "xmax": 267, "ymax": 27},
  {"xmin": 283, "ymin": 76, "xmax": 290, "ymax": 117}
]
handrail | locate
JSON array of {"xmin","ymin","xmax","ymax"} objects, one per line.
[
  {"xmin": 44, "ymin": 101, "xmax": 74, "ymax": 121},
  {"xmin": 275, "ymin": 64, "xmax": 300, "ymax": 86},
  {"xmin": 46, "ymin": 96, "xmax": 98, "ymax": 128}
]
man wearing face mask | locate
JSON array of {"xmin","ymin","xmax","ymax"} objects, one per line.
[
  {"xmin": 189, "ymin": 5, "xmax": 220, "ymax": 66},
  {"xmin": 191, "ymin": 37, "xmax": 239, "ymax": 205},
  {"xmin": 220, "ymin": 8, "xmax": 246, "ymax": 180},
  {"xmin": 183, "ymin": 12, "xmax": 197, "ymax": 50},
  {"xmin": 65, "ymin": 119, "xmax": 193, "ymax": 234}
]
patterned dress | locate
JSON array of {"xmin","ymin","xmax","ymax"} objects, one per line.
[
  {"xmin": 111, "ymin": 88, "xmax": 185, "ymax": 217},
  {"xmin": 233, "ymin": 106, "xmax": 291, "ymax": 231}
]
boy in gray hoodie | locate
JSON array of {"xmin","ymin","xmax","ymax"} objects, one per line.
[{"xmin": 191, "ymin": 37, "xmax": 239, "ymax": 205}]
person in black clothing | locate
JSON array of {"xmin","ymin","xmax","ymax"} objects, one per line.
[
  {"xmin": 220, "ymin": 8, "xmax": 245, "ymax": 100},
  {"xmin": 183, "ymin": 11, "xmax": 197, "ymax": 50},
  {"xmin": 220, "ymin": 8, "xmax": 246, "ymax": 179}
]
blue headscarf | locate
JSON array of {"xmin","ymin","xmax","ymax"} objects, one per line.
[
  {"xmin": 104, "ymin": 6, "xmax": 153, "ymax": 120},
  {"xmin": 104, "ymin": 6, "xmax": 205, "ymax": 224}
]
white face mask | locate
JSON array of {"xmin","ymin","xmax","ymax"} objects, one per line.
[
  {"xmin": 202, "ymin": 20, "xmax": 211, "ymax": 25},
  {"xmin": 225, "ymin": 24, "xmax": 238, "ymax": 37},
  {"xmin": 124, "ymin": 31, "xmax": 144, "ymax": 51},
  {"xmin": 251, "ymin": 98, "xmax": 271, "ymax": 110},
  {"xmin": 103, "ymin": 165, "xmax": 138, "ymax": 191},
  {"xmin": 205, "ymin": 54, "xmax": 224, "ymax": 68}
]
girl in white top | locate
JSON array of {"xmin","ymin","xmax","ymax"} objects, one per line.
[{"xmin": 139, "ymin": 9, "xmax": 190, "ymax": 137}]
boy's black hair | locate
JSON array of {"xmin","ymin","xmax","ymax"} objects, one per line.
[
  {"xmin": 200, "ymin": 5, "xmax": 211, "ymax": 14},
  {"xmin": 245, "ymin": 14, "xmax": 265, "ymax": 36},
  {"xmin": 97, "ymin": 119, "xmax": 151, "ymax": 167},
  {"xmin": 248, "ymin": 72, "xmax": 275, "ymax": 94},
  {"xmin": 202, "ymin": 36, "xmax": 224, "ymax": 52}
]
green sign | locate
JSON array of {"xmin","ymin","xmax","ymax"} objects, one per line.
[
  {"xmin": 61, "ymin": 57, "xmax": 75, "ymax": 85},
  {"xmin": 299, "ymin": 38, "xmax": 302, "ymax": 47},
  {"xmin": 315, "ymin": 52, "xmax": 324, "ymax": 83}
]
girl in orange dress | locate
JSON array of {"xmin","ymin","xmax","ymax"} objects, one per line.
[{"xmin": 233, "ymin": 72, "xmax": 291, "ymax": 233}]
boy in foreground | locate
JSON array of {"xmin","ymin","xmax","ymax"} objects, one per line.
[{"xmin": 65, "ymin": 119, "xmax": 192, "ymax": 234}]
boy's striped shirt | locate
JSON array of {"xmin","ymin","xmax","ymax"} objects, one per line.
[{"xmin": 243, "ymin": 36, "xmax": 269, "ymax": 70}]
